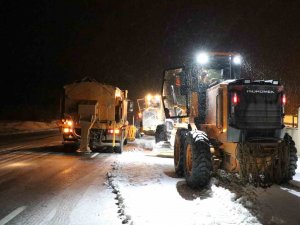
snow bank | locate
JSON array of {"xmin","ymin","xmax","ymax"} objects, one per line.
[
  {"xmin": 129, "ymin": 135, "xmax": 172, "ymax": 152},
  {"xmin": 120, "ymin": 183, "xmax": 260, "ymax": 225},
  {"xmin": 294, "ymin": 160, "xmax": 300, "ymax": 182},
  {"xmin": 133, "ymin": 137, "xmax": 155, "ymax": 150},
  {"xmin": 0, "ymin": 121, "xmax": 58, "ymax": 135}
]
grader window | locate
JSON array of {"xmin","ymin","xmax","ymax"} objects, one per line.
[{"xmin": 216, "ymin": 88, "xmax": 223, "ymax": 129}]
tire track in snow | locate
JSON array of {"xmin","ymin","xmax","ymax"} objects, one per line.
[{"xmin": 106, "ymin": 161, "xmax": 133, "ymax": 225}]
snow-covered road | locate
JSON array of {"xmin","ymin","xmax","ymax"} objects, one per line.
[
  {"xmin": 0, "ymin": 131, "xmax": 299, "ymax": 225},
  {"xmin": 109, "ymin": 152, "xmax": 259, "ymax": 225},
  {"xmin": 106, "ymin": 137, "xmax": 300, "ymax": 225}
]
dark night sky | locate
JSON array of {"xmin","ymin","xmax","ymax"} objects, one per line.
[{"xmin": 1, "ymin": 0, "xmax": 300, "ymax": 119}]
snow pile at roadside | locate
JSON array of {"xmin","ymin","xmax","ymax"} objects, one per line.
[
  {"xmin": 120, "ymin": 183, "xmax": 260, "ymax": 225},
  {"xmin": 108, "ymin": 151, "xmax": 261, "ymax": 225},
  {"xmin": 281, "ymin": 160, "xmax": 300, "ymax": 197},
  {"xmin": 0, "ymin": 120, "xmax": 58, "ymax": 135},
  {"xmin": 133, "ymin": 137, "xmax": 155, "ymax": 150},
  {"xmin": 293, "ymin": 160, "xmax": 300, "ymax": 182}
]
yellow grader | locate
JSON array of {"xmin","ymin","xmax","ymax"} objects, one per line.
[
  {"xmin": 161, "ymin": 52, "xmax": 298, "ymax": 187},
  {"xmin": 59, "ymin": 77, "xmax": 129, "ymax": 153},
  {"xmin": 137, "ymin": 94, "xmax": 176, "ymax": 143},
  {"xmin": 137, "ymin": 94, "xmax": 165, "ymax": 135}
]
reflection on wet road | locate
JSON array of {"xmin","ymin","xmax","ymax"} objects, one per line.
[{"xmin": 0, "ymin": 131, "xmax": 119, "ymax": 225}]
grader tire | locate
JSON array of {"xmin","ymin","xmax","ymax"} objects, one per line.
[
  {"xmin": 283, "ymin": 133, "xmax": 298, "ymax": 182},
  {"xmin": 183, "ymin": 131, "xmax": 212, "ymax": 188},
  {"xmin": 174, "ymin": 128, "xmax": 188, "ymax": 177},
  {"xmin": 155, "ymin": 124, "xmax": 167, "ymax": 143}
]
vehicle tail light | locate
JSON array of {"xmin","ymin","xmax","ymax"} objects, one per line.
[
  {"xmin": 231, "ymin": 92, "xmax": 239, "ymax": 114},
  {"xmin": 63, "ymin": 119, "xmax": 73, "ymax": 126},
  {"xmin": 282, "ymin": 94, "xmax": 286, "ymax": 105},
  {"xmin": 232, "ymin": 92, "xmax": 239, "ymax": 105},
  {"xmin": 138, "ymin": 112, "xmax": 142, "ymax": 119},
  {"xmin": 108, "ymin": 129, "xmax": 120, "ymax": 134},
  {"xmin": 63, "ymin": 128, "xmax": 70, "ymax": 133}
]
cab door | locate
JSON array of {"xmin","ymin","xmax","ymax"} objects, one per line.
[{"xmin": 162, "ymin": 67, "xmax": 189, "ymax": 119}]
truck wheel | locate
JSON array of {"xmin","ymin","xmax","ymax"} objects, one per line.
[
  {"xmin": 183, "ymin": 130, "xmax": 212, "ymax": 188},
  {"xmin": 114, "ymin": 141, "xmax": 123, "ymax": 154},
  {"xmin": 135, "ymin": 129, "xmax": 141, "ymax": 139},
  {"xmin": 174, "ymin": 128, "xmax": 188, "ymax": 177},
  {"xmin": 114, "ymin": 131, "xmax": 124, "ymax": 154},
  {"xmin": 283, "ymin": 133, "xmax": 298, "ymax": 182},
  {"xmin": 155, "ymin": 124, "xmax": 167, "ymax": 143}
]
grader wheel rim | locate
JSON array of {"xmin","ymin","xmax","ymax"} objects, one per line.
[
  {"xmin": 174, "ymin": 137, "xmax": 180, "ymax": 166},
  {"xmin": 186, "ymin": 143, "xmax": 193, "ymax": 174}
]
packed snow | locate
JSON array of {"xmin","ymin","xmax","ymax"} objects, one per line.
[{"xmin": 106, "ymin": 138, "xmax": 262, "ymax": 225}]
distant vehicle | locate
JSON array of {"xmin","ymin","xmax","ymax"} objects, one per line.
[
  {"xmin": 58, "ymin": 77, "xmax": 129, "ymax": 153},
  {"xmin": 161, "ymin": 52, "xmax": 298, "ymax": 188},
  {"xmin": 136, "ymin": 94, "xmax": 175, "ymax": 142},
  {"xmin": 137, "ymin": 94, "xmax": 165, "ymax": 135}
]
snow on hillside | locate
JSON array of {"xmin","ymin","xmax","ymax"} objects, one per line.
[{"xmin": 0, "ymin": 121, "xmax": 58, "ymax": 135}]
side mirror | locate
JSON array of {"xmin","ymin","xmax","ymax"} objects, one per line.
[{"xmin": 128, "ymin": 101, "xmax": 134, "ymax": 112}]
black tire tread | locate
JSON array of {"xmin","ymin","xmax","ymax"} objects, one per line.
[
  {"xmin": 174, "ymin": 128, "xmax": 188, "ymax": 177},
  {"xmin": 155, "ymin": 124, "xmax": 167, "ymax": 143},
  {"xmin": 183, "ymin": 130, "xmax": 212, "ymax": 188},
  {"xmin": 283, "ymin": 133, "xmax": 298, "ymax": 181}
]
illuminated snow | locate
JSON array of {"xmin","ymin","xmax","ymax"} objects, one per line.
[
  {"xmin": 281, "ymin": 160, "xmax": 300, "ymax": 198},
  {"xmin": 111, "ymin": 147, "xmax": 261, "ymax": 225},
  {"xmin": 280, "ymin": 187, "xmax": 300, "ymax": 198},
  {"xmin": 293, "ymin": 160, "xmax": 300, "ymax": 182}
]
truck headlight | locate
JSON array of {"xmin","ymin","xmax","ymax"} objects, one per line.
[
  {"xmin": 67, "ymin": 120, "xmax": 73, "ymax": 126},
  {"xmin": 63, "ymin": 128, "xmax": 70, "ymax": 133},
  {"xmin": 196, "ymin": 52, "xmax": 209, "ymax": 65},
  {"xmin": 233, "ymin": 55, "xmax": 242, "ymax": 65}
]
